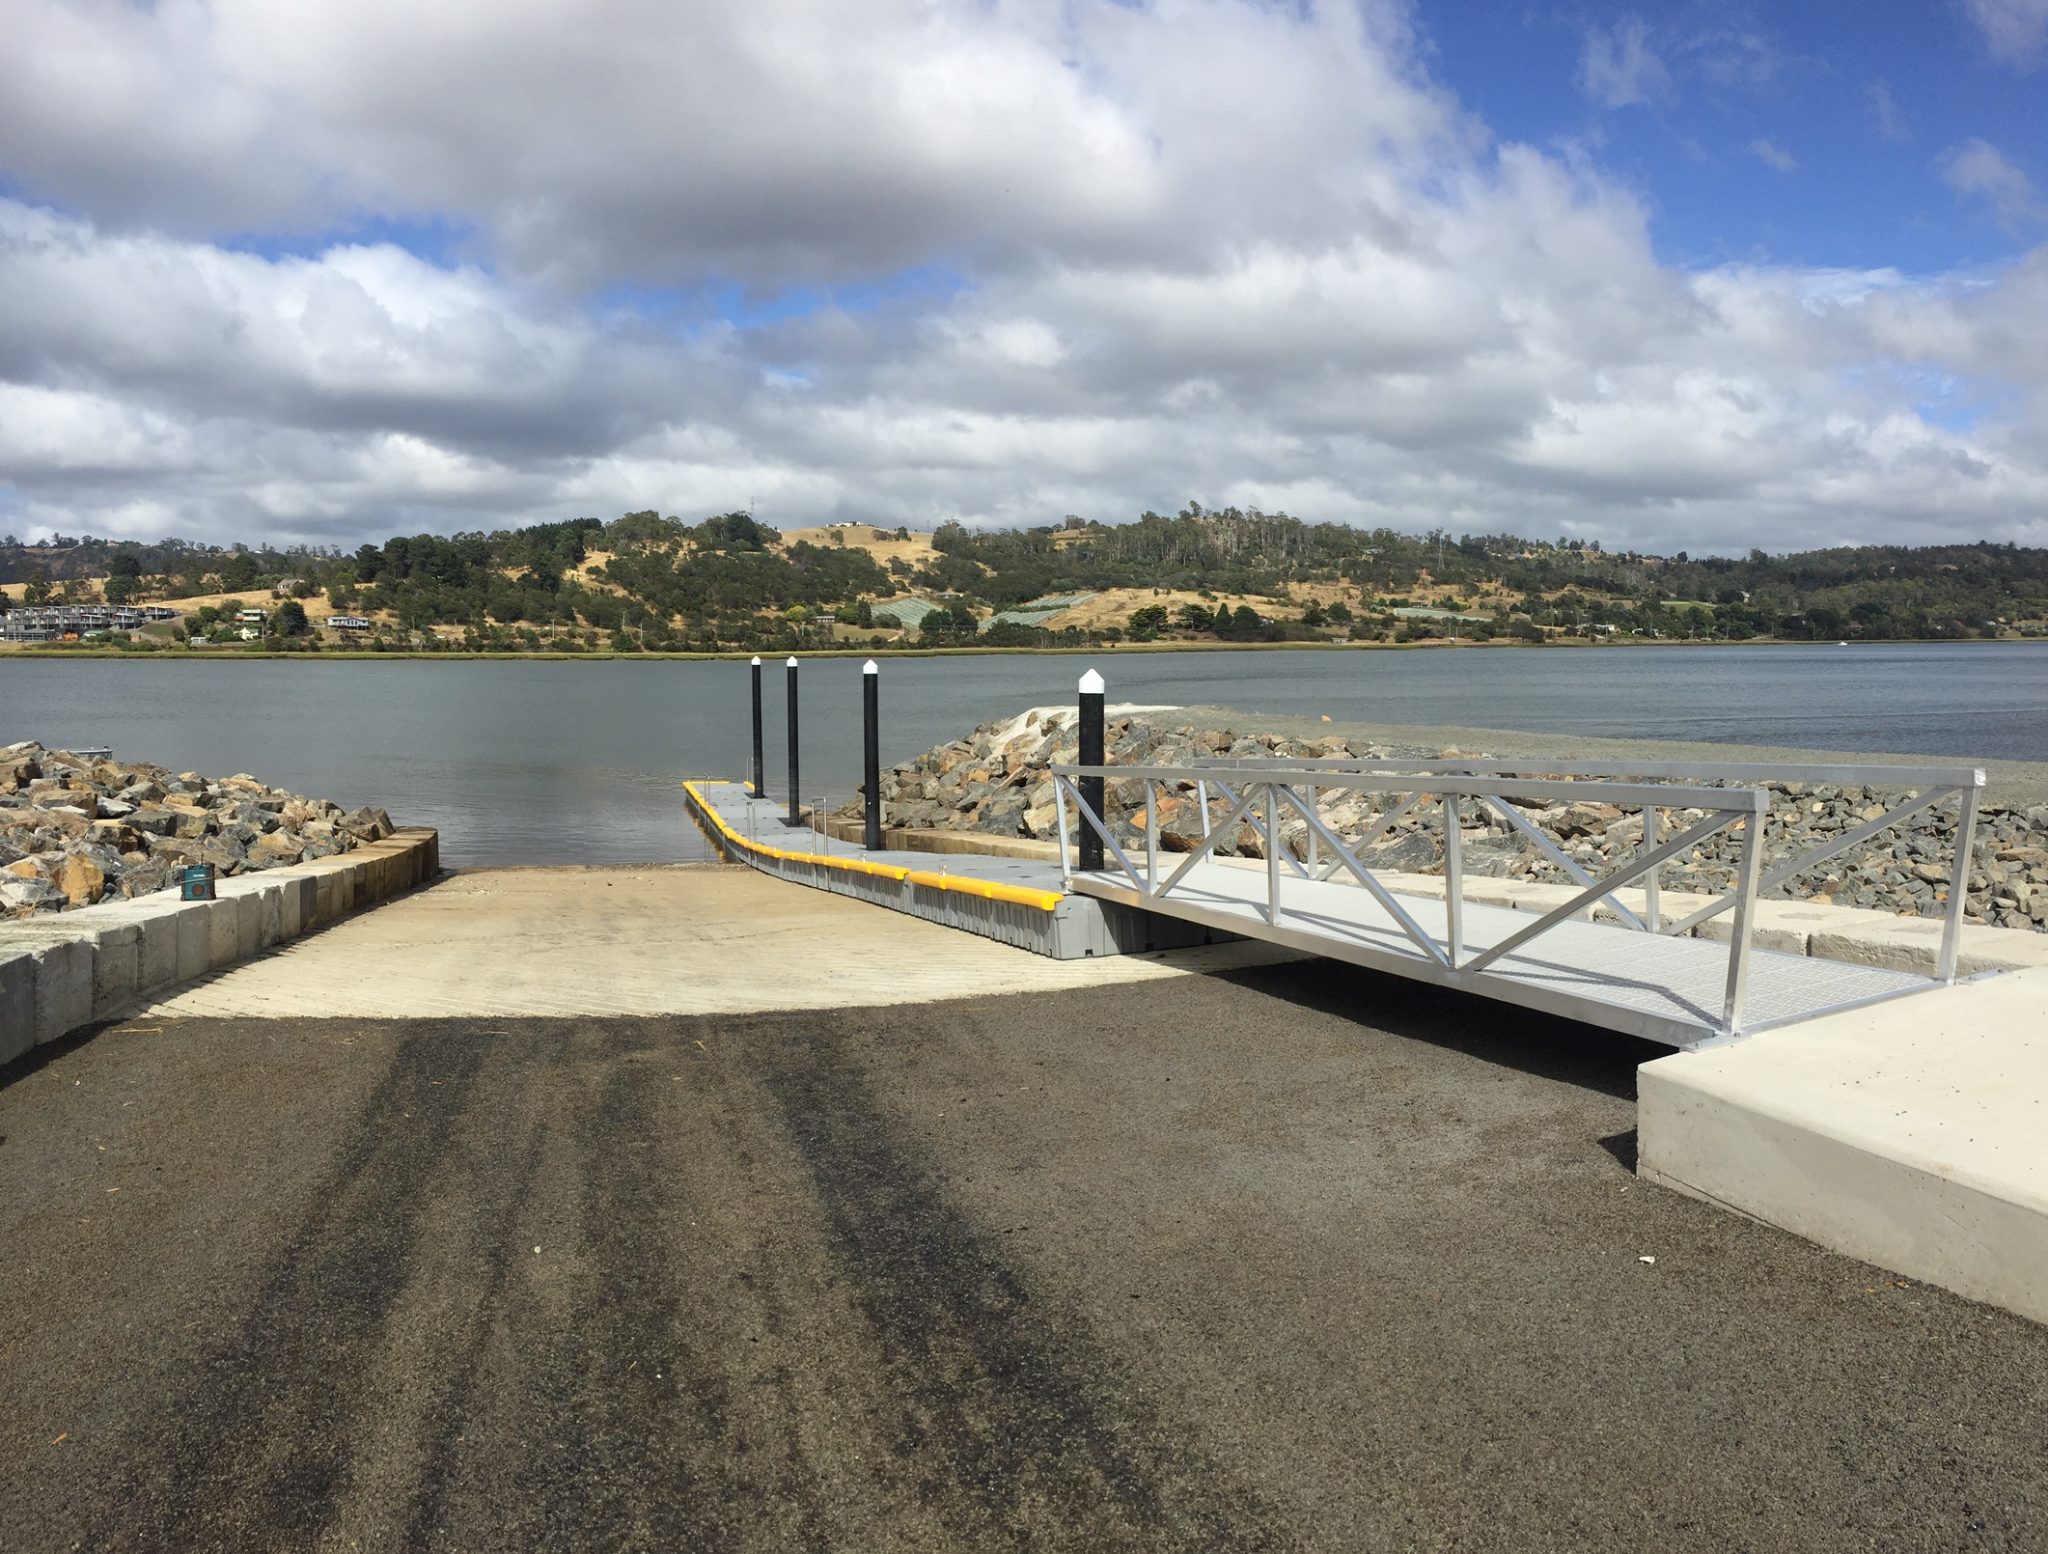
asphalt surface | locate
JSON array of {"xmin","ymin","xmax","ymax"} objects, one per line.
[{"xmin": 4, "ymin": 965, "xmax": 2046, "ymax": 1552}]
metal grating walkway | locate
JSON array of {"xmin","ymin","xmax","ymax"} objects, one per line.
[{"xmin": 1067, "ymin": 861, "xmax": 1938, "ymax": 1048}]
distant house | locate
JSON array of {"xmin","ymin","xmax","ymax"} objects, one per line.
[
  {"xmin": 237, "ymin": 608, "xmax": 269, "ymax": 624},
  {"xmin": 1388, "ymin": 606, "xmax": 1493, "ymax": 625},
  {"xmin": 1, "ymin": 614, "xmax": 56, "ymax": 643},
  {"xmin": 326, "ymin": 615, "xmax": 371, "ymax": 631},
  {"xmin": 237, "ymin": 626, "xmax": 263, "ymax": 641},
  {"xmin": 2, "ymin": 603, "xmax": 148, "ymax": 640},
  {"xmin": 272, "ymin": 578, "xmax": 306, "ymax": 598}
]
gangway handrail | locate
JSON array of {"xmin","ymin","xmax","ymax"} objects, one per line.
[
  {"xmin": 1177, "ymin": 755, "xmax": 1983, "ymax": 980},
  {"xmin": 1058, "ymin": 763, "xmax": 1763, "ymax": 812},
  {"xmin": 1052, "ymin": 761, "xmax": 1773, "ymax": 1037},
  {"xmin": 1179, "ymin": 754, "xmax": 1985, "ymax": 791}
]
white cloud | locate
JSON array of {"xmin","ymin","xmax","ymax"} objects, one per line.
[
  {"xmin": 1689, "ymin": 29, "xmax": 1783, "ymax": 89},
  {"xmin": 0, "ymin": 384, "xmax": 196, "ymax": 477},
  {"xmin": 0, "ymin": 0, "xmax": 1464, "ymax": 288},
  {"xmin": 1940, "ymin": 138, "xmax": 2046, "ymax": 230},
  {"xmin": 1868, "ymin": 79, "xmax": 1910, "ymax": 141},
  {"xmin": 1750, "ymin": 139, "xmax": 1799, "ymax": 174},
  {"xmin": 1963, "ymin": 0, "xmax": 2048, "ymax": 68},
  {"xmin": 1577, "ymin": 18, "xmax": 1672, "ymax": 109},
  {"xmin": 0, "ymin": 0, "xmax": 2044, "ymax": 557}
]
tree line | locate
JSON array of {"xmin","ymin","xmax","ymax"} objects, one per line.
[{"xmin": 5, "ymin": 505, "xmax": 2046, "ymax": 651}]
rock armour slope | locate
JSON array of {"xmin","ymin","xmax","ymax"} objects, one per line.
[{"xmin": 1, "ymin": 740, "xmax": 392, "ymax": 916}]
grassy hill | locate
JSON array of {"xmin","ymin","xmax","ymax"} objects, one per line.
[{"xmin": 5, "ymin": 506, "xmax": 2047, "ymax": 653}]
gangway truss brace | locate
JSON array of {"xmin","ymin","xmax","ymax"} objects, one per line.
[{"xmin": 1051, "ymin": 757, "xmax": 1985, "ymax": 1049}]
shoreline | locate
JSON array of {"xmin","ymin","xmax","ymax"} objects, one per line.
[
  {"xmin": 1175, "ymin": 703, "xmax": 2048, "ymax": 808},
  {"xmin": 3, "ymin": 636, "xmax": 2044, "ymax": 664}
]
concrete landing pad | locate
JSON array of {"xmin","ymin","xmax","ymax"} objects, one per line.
[
  {"xmin": 1639, "ymin": 967, "xmax": 2048, "ymax": 1325},
  {"xmin": 136, "ymin": 866, "xmax": 1292, "ymax": 1021}
]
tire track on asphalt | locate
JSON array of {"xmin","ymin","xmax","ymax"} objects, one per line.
[
  {"xmin": 84, "ymin": 1029, "xmax": 498, "ymax": 1549},
  {"xmin": 754, "ymin": 1018, "xmax": 1295, "ymax": 1552}
]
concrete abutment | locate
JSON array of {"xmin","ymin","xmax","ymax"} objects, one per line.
[{"xmin": 0, "ymin": 827, "xmax": 439, "ymax": 1061}]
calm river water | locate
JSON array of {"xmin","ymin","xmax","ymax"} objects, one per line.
[{"xmin": 4, "ymin": 642, "xmax": 2045, "ymax": 866}]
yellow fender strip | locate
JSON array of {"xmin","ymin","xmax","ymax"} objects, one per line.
[
  {"xmin": 905, "ymin": 869, "xmax": 1065, "ymax": 912},
  {"xmin": 683, "ymin": 781, "xmax": 1057, "ymax": 911}
]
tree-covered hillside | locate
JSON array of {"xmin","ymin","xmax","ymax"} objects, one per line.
[
  {"xmin": 926, "ymin": 508, "xmax": 2048, "ymax": 643},
  {"xmin": 4, "ymin": 503, "xmax": 2046, "ymax": 652}
]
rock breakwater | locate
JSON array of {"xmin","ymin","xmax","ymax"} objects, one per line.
[
  {"xmin": 848, "ymin": 712, "xmax": 2048, "ymax": 933},
  {"xmin": 1, "ymin": 741, "xmax": 393, "ymax": 916}
]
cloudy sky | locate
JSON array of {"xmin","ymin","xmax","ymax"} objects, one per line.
[{"xmin": 1, "ymin": 0, "xmax": 2045, "ymax": 555}]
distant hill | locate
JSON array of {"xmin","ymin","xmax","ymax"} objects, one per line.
[
  {"xmin": 4, "ymin": 506, "xmax": 2046, "ymax": 652},
  {"xmin": 0, "ymin": 534, "xmax": 321, "ymax": 586}
]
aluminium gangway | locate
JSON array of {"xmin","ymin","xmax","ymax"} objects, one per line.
[{"xmin": 1051, "ymin": 754, "xmax": 1988, "ymax": 1049}]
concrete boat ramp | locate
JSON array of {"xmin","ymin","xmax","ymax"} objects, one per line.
[
  {"xmin": 10, "ymin": 779, "xmax": 2040, "ymax": 1327},
  {"xmin": 7, "ymin": 778, "xmax": 2048, "ymax": 1546},
  {"xmin": 14, "ymin": 914, "xmax": 2048, "ymax": 1550},
  {"xmin": 687, "ymin": 776, "xmax": 2048, "ymax": 1327}
]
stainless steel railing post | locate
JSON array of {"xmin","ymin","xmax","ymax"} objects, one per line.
[
  {"xmin": 1444, "ymin": 792, "xmax": 1463, "ymax": 966},
  {"xmin": 1265, "ymin": 783, "xmax": 1281, "ymax": 926},
  {"xmin": 1938, "ymin": 776, "xmax": 1983, "ymax": 983},
  {"xmin": 1643, "ymin": 804, "xmax": 1662, "ymax": 933},
  {"xmin": 1145, "ymin": 777, "xmax": 1159, "ymax": 895},
  {"xmin": 1721, "ymin": 806, "xmax": 1766, "ymax": 1036},
  {"xmin": 1055, "ymin": 774, "xmax": 1073, "ymax": 887}
]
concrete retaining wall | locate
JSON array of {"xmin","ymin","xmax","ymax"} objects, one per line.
[
  {"xmin": 1639, "ymin": 968, "xmax": 2048, "ymax": 1327},
  {"xmin": 0, "ymin": 827, "xmax": 439, "ymax": 1065}
]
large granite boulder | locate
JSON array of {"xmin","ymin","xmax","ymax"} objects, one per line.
[{"xmin": 341, "ymin": 805, "xmax": 395, "ymax": 842}]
